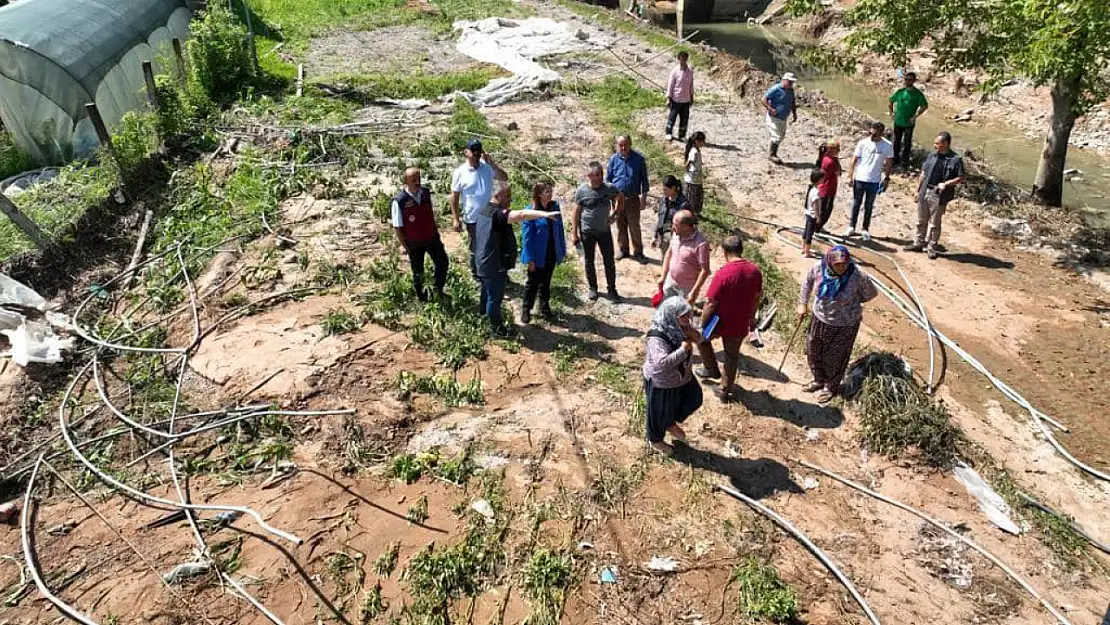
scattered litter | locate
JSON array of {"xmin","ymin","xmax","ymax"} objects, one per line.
[
  {"xmin": 724, "ymin": 439, "xmax": 741, "ymax": 458},
  {"xmin": 645, "ymin": 555, "xmax": 678, "ymax": 572},
  {"xmin": 0, "ymin": 501, "xmax": 19, "ymax": 525},
  {"xmin": 162, "ymin": 561, "xmax": 211, "ymax": 584},
  {"xmin": 212, "ymin": 511, "xmax": 243, "ymax": 525},
  {"xmin": 373, "ymin": 97, "xmax": 431, "ymax": 109},
  {"xmin": 805, "ymin": 428, "xmax": 820, "ymax": 442},
  {"xmin": 801, "ymin": 476, "xmax": 820, "ymax": 491},
  {"xmin": 0, "ymin": 273, "xmax": 75, "ymax": 366},
  {"xmin": 599, "ymin": 565, "xmax": 618, "ymax": 584},
  {"xmin": 0, "ymin": 168, "xmax": 59, "ymax": 196},
  {"xmin": 692, "ymin": 540, "xmax": 713, "ymax": 557},
  {"xmin": 577, "ymin": 541, "xmax": 594, "ymax": 551},
  {"xmin": 47, "ymin": 520, "xmax": 78, "ymax": 536},
  {"xmin": 452, "ymin": 17, "xmax": 608, "ymax": 106},
  {"xmin": 470, "ymin": 498, "xmax": 496, "ymax": 522},
  {"xmin": 952, "ymin": 464, "xmax": 1021, "ymax": 535}
]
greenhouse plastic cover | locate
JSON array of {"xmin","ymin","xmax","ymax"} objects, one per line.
[{"xmin": 0, "ymin": 0, "xmax": 191, "ymax": 165}]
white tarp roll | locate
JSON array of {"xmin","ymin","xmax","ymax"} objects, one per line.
[{"xmin": 452, "ymin": 17, "xmax": 608, "ymax": 106}]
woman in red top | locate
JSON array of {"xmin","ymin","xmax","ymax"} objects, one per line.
[{"xmin": 814, "ymin": 139, "xmax": 841, "ymax": 235}]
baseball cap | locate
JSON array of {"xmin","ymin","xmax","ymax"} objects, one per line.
[
  {"xmin": 465, "ymin": 138, "xmax": 483, "ymax": 152},
  {"xmin": 782, "ymin": 72, "xmax": 798, "ymax": 82}
]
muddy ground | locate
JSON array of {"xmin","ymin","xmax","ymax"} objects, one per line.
[{"xmin": 1, "ymin": 2, "xmax": 1109, "ymax": 624}]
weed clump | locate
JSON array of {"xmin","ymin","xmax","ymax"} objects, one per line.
[
  {"xmin": 187, "ymin": 5, "xmax": 255, "ymax": 105},
  {"xmin": 854, "ymin": 374, "xmax": 967, "ymax": 468},
  {"xmin": 396, "ymin": 371, "xmax": 484, "ymax": 407},
  {"xmin": 389, "ymin": 447, "xmax": 478, "ymax": 486},
  {"xmin": 360, "ymin": 582, "xmax": 386, "ymax": 622},
  {"xmin": 731, "ymin": 557, "xmax": 798, "ymax": 623},
  {"xmin": 321, "ymin": 308, "xmax": 362, "ymax": 336},
  {"xmin": 374, "ymin": 542, "xmax": 401, "ymax": 578},
  {"xmin": 521, "ymin": 550, "xmax": 574, "ymax": 625}
]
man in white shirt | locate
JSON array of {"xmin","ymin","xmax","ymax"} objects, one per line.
[
  {"xmin": 450, "ymin": 139, "xmax": 506, "ymax": 278},
  {"xmin": 843, "ymin": 121, "xmax": 893, "ymax": 241}
]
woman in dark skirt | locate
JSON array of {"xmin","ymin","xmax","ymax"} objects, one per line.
[
  {"xmin": 642, "ymin": 296, "xmax": 704, "ymax": 455},
  {"xmin": 797, "ymin": 245, "xmax": 878, "ymax": 403}
]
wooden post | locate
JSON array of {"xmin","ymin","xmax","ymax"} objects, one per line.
[
  {"xmin": 677, "ymin": 0, "xmax": 685, "ymax": 41},
  {"xmin": 141, "ymin": 60, "xmax": 159, "ymax": 108},
  {"xmin": 171, "ymin": 38, "xmax": 187, "ymax": 87},
  {"xmin": 85, "ymin": 103, "xmax": 113, "ymax": 152},
  {"xmin": 296, "ymin": 64, "xmax": 304, "ymax": 97},
  {"xmin": 0, "ymin": 194, "xmax": 50, "ymax": 250}
]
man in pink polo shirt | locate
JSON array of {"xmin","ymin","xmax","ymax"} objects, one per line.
[
  {"xmin": 657, "ymin": 210, "xmax": 710, "ymax": 305},
  {"xmin": 696, "ymin": 234, "xmax": 762, "ymax": 402},
  {"xmin": 663, "ymin": 51, "xmax": 694, "ymax": 141}
]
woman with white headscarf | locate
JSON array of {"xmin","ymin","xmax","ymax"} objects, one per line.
[{"xmin": 642, "ymin": 296, "xmax": 703, "ymax": 455}]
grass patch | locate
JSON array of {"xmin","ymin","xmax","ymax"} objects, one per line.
[
  {"xmin": 854, "ymin": 375, "xmax": 967, "ymax": 468},
  {"xmin": 627, "ymin": 389, "xmax": 646, "ymax": 438},
  {"xmin": 988, "ymin": 470, "xmax": 1095, "ymax": 573},
  {"xmin": 0, "ymin": 164, "xmax": 116, "ymax": 261},
  {"xmin": 592, "ymin": 362, "xmax": 634, "ymax": 396},
  {"xmin": 731, "ymin": 557, "xmax": 799, "ymax": 623},
  {"xmin": 321, "ymin": 308, "xmax": 363, "ymax": 335},
  {"xmin": 521, "ymin": 550, "xmax": 574, "ymax": 625},
  {"xmin": 396, "ymin": 371, "xmax": 485, "ymax": 407},
  {"xmin": 551, "ymin": 342, "xmax": 583, "ymax": 377},
  {"xmin": 374, "ymin": 542, "xmax": 401, "ymax": 577},
  {"xmin": 590, "ymin": 455, "xmax": 647, "ymax": 517},
  {"xmin": 0, "ymin": 127, "xmax": 36, "ymax": 180},
  {"xmin": 325, "ymin": 67, "xmax": 507, "ymax": 103}
]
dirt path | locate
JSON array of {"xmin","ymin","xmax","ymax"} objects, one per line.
[{"xmin": 3, "ymin": 4, "xmax": 1110, "ymax": 625}]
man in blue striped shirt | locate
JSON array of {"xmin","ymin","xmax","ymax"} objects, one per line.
[{"xmin": 605, "ymin": 135, "xmax": 650, "ymax": 263}]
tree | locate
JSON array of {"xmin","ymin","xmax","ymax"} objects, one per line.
[{"xmin": 786, "ymin": 0, "xmax": 1110, "ymax": 207}]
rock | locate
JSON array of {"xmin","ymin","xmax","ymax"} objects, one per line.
[
  {"xmin": 507, "ymin": 121, "xmax": 519, "ymax": 131},
  {"xmin": 574, "ymin": 28, "xmax": 589, "ymax": 41},
  {"xmin": 980, "ymin": 216, "xmax": 1031, "ymax": 240}
]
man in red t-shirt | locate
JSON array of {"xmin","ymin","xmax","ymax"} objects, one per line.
[{"xmin": 695, "ymin": 235, "xmax": 763, "ymax": 402}]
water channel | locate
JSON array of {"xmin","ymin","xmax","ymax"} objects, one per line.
[{"xmin": 686, "ymin": 21, "xmax": 1110, "ymax": 226}]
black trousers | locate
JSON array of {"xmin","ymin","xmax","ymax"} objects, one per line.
[
  {"xmin": 803, "ymin": 195, "xmax": 836, "ymax": 244},
  {"xmin": 665, "ymin": 101, "xmax": 691, "ymax": 139},
  {"xmin": 465, "ymin": 222, "xmax": 478, "ymax": 279},
  {"xmin": 523, "ymin": 263, "xmax": 555, "ymax": 312},
  {"xmin": 407, "ymin": 238, "xmax": 449, "ymax": 301},
  {"xmin": 581, "ymin": 229, "xmax": 617, "ymax": 293},
  {"xmin": 892, "ymin": 124, "xmax": 915, "ymax": 165}
]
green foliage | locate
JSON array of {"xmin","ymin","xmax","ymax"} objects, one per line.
[
  {"xmin": 988, "ymin": 470, "xmax": 1093, "ymax": 572},
  {"xmin": 592, "ymin": 362, "xmax": 634, "ymax": 396},
  {"xmin": 0, "ymin": 128, "xmax": 35, "ymax": 180},
  {"xmin": 321, "ymin": 308, "xmax": 363, "ymax": 335},
  {"xmin": 551, "ymin": 342, "xmax": 582, "ymax": 377},
  {"xmin": 576, "ymin": 76, "xmax": 666, "ymax": 131},
  {"xmin": 731, "ymin": 557, "xmax": 798, "ymax": 623},
  {"xmin": 390, "ymin": 450, "xmax": 440, "ymax": 484},
  {"xmin": 360, "ymin": 582, "xmax": 386, "ymax": 622},
  {"xmin": 327, "ymin": 67, "xmax": 506, "ymax": 103},
  {"xmin": 107, "ymin": 112, "xmax": 160, "ymax": 178},
  {"xmin": 627, "ymin": 389, "xmax": 646, "ymax": 437},
  {"xmin": 152, "ymin": 75, "xmax": 198, "ymax": 139},
  {"xmin": 855, "ymin": 375, "xmax": 967, "ymax": 468},
  {"xmin": 375, "ymin": 542, "xmax": 402, "ymax": 577},
  {"xmin": 389, "ymin": 447, "xmax": 479, "ymax": 487},
  {"xmin": 590, "ymin": 456, "xmax": 647, "ymax": 515},
  {"xmin": 449, "ymin": 99, "xmax": 506, "ymax": 154},
  {"xmin": 407, "ymin": 494, "xmax": 430, "ymax": 524},
  {"xmin": 396, "ymin": 371, "xmax": 484, "ymax": 407},
  {"xmin": 0, "ymin": 164, "xmax": 115, "ymax": 261},
  {"xmin": 187, "ymin": 5, "xmax": 256, "ymax": 104},
  {"xmin": 521, "ymin": 550, "xmax": 574, "ymax": 625}
]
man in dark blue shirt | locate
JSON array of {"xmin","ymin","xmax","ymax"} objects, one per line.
[{"xmin": 605, "ymin": 135, "xmax": 650, "ymax": 263}]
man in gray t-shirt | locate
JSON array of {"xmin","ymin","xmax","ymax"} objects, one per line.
[{"xmin": 572, "ymin": 161, "xmax": 624, "ymax": 301}]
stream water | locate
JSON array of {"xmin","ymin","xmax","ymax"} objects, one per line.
[{"xmin": 686, "ymin": 22, "xmax": 1110, "ymax": 227}]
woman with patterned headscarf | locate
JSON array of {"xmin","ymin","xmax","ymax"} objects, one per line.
[
  {"xmin": 642, "ymin": 296, "xmax": 703, "ymax": 455},
  {"xmin": 797, "ymin": 245, "xmax": 878, "ymax": 403}
]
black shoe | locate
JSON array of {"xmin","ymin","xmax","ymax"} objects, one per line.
[
  {"xmin": 617, "ymin": 252, "xmax": 631, "ymax": 261},
  {"xmin": 607, "ymin": 290, "xmax": 621, "ymax": 303},
  {"xmin": 694, "ymin": 366, "xmax": 721, "ymax": 380},
  {"xmin": 492, "ymin": 324, "xmax": 517, "ymax": 339},
  {"xmin": 927, "ymin": 247, "xmax": 939, "ymax": 260},
  {"xmin": 634, "ymin": 253, "xmax": 649, "ymax": 264},
  {"xmin": 587, "ymin": 289, "xmax": 599, "ymax": 301},
  {"xmin": 520, "ymin": 308, "xmax": 532, "ymax": 324},
  {"xmin": 903, "ymin": 243, "xmax": 925, "ymax": 253}
]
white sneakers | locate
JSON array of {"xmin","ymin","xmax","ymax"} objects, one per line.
[
  {"xmin": 861, "ymin": 230, "xmax": 872, "ymax": 242},
  {"xmin": 842, "ymin": 226, "xmax": 855, "ymax": 237},
  {"xmin": 664, "ymin": 132, "xmax": 672, "ymax": 141}
]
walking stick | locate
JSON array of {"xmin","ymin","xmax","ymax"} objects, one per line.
[{"xmin": 777, "ymin": 315, "xmax": 807, "ymax": 373}]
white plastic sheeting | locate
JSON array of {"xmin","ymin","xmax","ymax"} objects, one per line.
[
  {"xmin": 452, "ymin": 17, "xmax": 607, "ymax": 106},
  {"xmin": 953, "ymin": 463, "xmax": 1022, "ymax": 535},
  {"xmin": 0, "ymin": 273, "xmax": 74, "ymax": 366}
]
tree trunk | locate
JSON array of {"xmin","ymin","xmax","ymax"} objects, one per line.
[{"xmin": 1032, "ymin": 77, "xmax": 1079, "ymax": 207}]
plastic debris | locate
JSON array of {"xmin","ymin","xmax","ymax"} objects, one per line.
[
  {"xmin": 162, "ymin": 561, "xmax": 211, "ymax": 584},
  {"xmin": 801, "ymin": 476, "xmax": 820, "ymax": 491},
  {"xmin": 724, "ymin": 439, "xmax": 741, "ymax": 458},
  {"xmin": 577, "ymin": 541, "xmax": 594, "ymax": 551},
  {"xmin": 213, "ymin": 511, "xmax": 243, "ymax": 524},
  {"xmin": 0, "ymin": 273, "xmax": 75, "ymax": 366},
  {"xmin": 645, "ymin": 555, "xmax": 678, "ymax": 572},
  {"xmin": 952, "ymin": 463, "xmax": 1021, "ymax": 535},
  {"xmin": 599, "ymin": 565, "xmax": 618, "ymax": 584},
  {"xmin": 0, "ymin": 501, "xmax": 19, "ymax": 525},
  {"xmin": 471, "ymin": 499, "xmax": 495, "ymax": 522}
]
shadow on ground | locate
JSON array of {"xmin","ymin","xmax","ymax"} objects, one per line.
[
  {"xmin": 733, "ymin": 386, "xmax": 844, "ymax": 429},
  {"xmin": 672, "ymin": 445, "xmax": 802, "ymax": 499}
]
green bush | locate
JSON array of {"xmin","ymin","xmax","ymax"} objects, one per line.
[
  {"xmin": 732, "ymin": 557, "xmax": 798, "ymax": 623},
  {"xmin": 111, "ymin": 111, "xmax": 160, "ymax": 177},
  {"xmin": 187, "ymin": 5, "xmax": 255, "ymax": 104}
]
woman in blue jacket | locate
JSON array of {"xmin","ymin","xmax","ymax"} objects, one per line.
[{"xmin": 520, "ymin": 182, "xmax": 567, "ymax": 323}]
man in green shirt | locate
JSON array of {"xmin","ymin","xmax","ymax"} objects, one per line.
[{"xmin": 888, "ymin": 72, "xmax": 929, "ymax": 169}]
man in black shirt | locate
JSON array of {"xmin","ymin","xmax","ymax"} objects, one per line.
[{"xmin": 905, "ymin": 132, "xmax": 965, "ymax": 259}]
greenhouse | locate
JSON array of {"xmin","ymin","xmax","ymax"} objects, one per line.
[{"xmin": 0, "ymin": 0, "xmax": 191, "ymax": 165}]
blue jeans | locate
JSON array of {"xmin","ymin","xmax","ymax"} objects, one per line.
[
  {"xmin": 849, "ymin": 181, "xmax": 881, "ymax": 230},
  {"xmin": 479, "ymin": 275, "xmax": 507, "ymax": 330}
]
